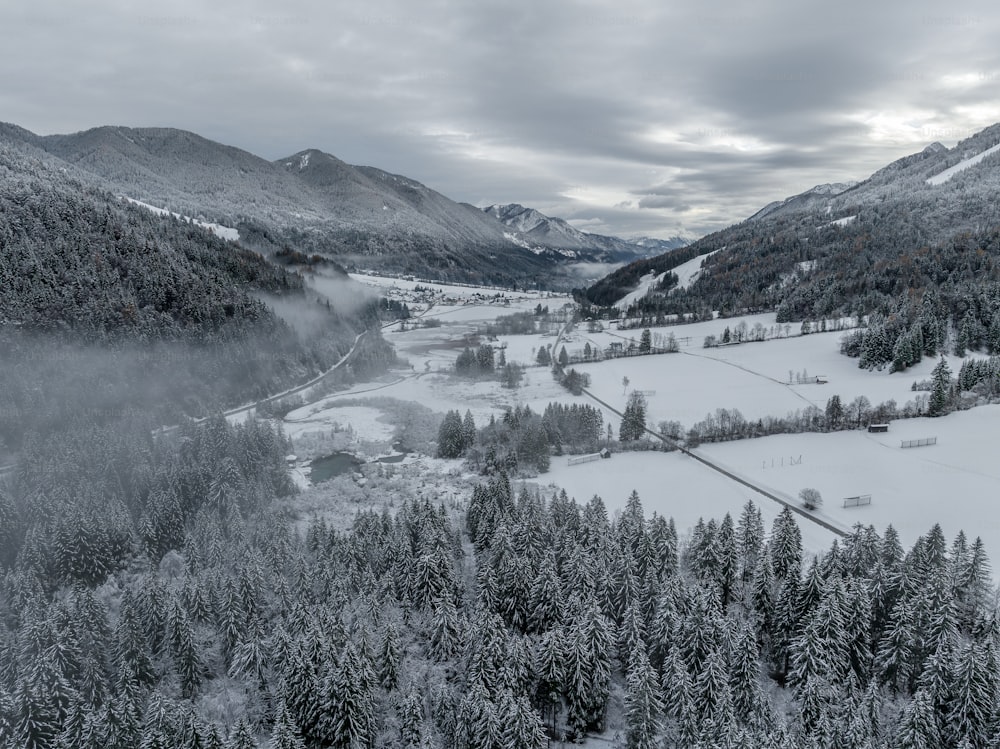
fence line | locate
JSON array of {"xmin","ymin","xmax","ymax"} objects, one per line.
[
  {"xmin": 843, "ymin": 494, "xmax": 872, "ymax": 508},
  {"xmin": 901, "ymin": 437, "xmax": 937, "ymax": 449}
]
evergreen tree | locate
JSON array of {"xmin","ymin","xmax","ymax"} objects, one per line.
[
  {"xmin": 268, "ymin": 701, "xmax": 306, "ymax": 749},
  {"xmin": 639, "ymin": 329, "xmax": 652, "ymax": 354},
  {"xmin": 437, "ymin": 411, "xmax": 466, "ymax": 459},
  {"xmin": 770, "ymin": 508, "xmax": 803, "ymax": 580},
  {"xmin": 928, "ymin": 357, "xmax": 953, "ymax": 417},
  {"xmin": 619, "ymin": 391, "xmax": 647, "ymax": 442},
  {"xmin": 895, "ymin": 689, "xmax": 942, "ymax": 749},
  {"xmin": 624, "ymin": 644, "xmax": 662, "ymax": 749}
]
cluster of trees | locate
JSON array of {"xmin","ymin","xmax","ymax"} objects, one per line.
[
  {"xmin": 540, "ymin": 403, "xmax": 604, "ymax": 453},
  {"xmin": 576, "ymin": 126, "xmax": 1000, "ymax": 373},
  {"xmin": 377, "ymin": 297, "xmax": 411, "ymax": 321},
  {"xmin": 469, "ymin": 406, "xmax": 551, "ymax": 475},
  {"xmin": 685, "ymin": 394, "xmax": 906, "ymax": 446},
  {"xmin": 0, "ymin": 178, "xmax": 297, "ymax": 341},
  {"xmin": 436, "ymin": 410, "xmax": 477, "ymax": 459},
  {"xmin": 440, "ymin": 403, "xmax": 606, "ymax": 474},
  {"xmin": 481, "ymin": 306, "xmax": 563, "ymax": 338},
  {"xmin": 619, "ymin": 392, "xmax": 648, "ymax": 442},
  {"xmin": 0, "ymin": 164, "xmax": 394, "ymax": 450},
  {"xmin": 466, "ymin": 481, "xmax": 1000, "ymax": 747},
  {"xmin": 454, "ymin": 345, "xmax": 496, "ymax": 377},
  {"xmin": 453, "ymin": 344, "xmax": 524, "ymax": 389},
  {"xmin": 957, "ymin": 355, "xmax": 1000, "ymax": 397},
  {"xmin": 575, "ymin": 244, "xmax": 708, "ymax": 308},
  {"xmin": 555, "ymin": 367, "xmax": 591, "ymax": 396}
]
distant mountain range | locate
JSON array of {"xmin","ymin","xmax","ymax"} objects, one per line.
[
  {"xmin": 583, "ymin": 122, "xmax": 1000, "ymax": 328},
  {"xmin": 483, "ymin": 203, "xmax": 690, "ymax": 259},
  {"xmin": 0, "ymin": 123, "xmax": 689, "ymax": 287}
]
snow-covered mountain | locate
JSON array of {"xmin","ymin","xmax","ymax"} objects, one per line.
[
  {"xmin": 0, "ymin": 123, "xmax": 666, "ymax": 288},
  {"xmin": 484, "ymin": 203, "xmax": 689, "ymax": 261},
  {"xmin": 747, "ymin": 182, "xmax": 857, "ymax": 222},
  {"xmin": 584, "ymin": 121, "xmax": 1000, "ymax": 311},
  {"xmin": 628, "ymin": 234, "xmax": 697, "ymax": 252}
]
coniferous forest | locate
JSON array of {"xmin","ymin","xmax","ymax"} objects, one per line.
[{"xmin": 4, "ymin": 419, "xmax": 1000, "ymax": 749}]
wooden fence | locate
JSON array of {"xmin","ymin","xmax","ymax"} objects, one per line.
[
  {"xmin": 901, "ymin": 437, "xmax": 937, "ymax": 448},
  {"xmin": 843, "ymin": 494, "xmax": 872, "ymax": 508}
]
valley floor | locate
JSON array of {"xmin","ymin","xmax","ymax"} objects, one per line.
[{"xmin": 266, "ymin": 276, "xmax": 1000, "ymax": 563}]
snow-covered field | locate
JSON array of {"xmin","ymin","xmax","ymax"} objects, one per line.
[
  {"xmin": 699, "ymin": 406, "xmax": 1000, "ymax": 557},
  {"xmin": 277, "ymin": 288, "xmax": 1000, "ymax": 563},
  {"xmin": 534, "ymin": 451, "xmax": 842, "ymax": 554},
  {"xmin": 570, "ymin": 316, "xmax": 977, "ymax": 427},
  {"xmin": 283, "ymin": 404, "xmax": 395, "ymax": 442}
]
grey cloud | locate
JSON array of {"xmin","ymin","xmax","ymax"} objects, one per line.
[{"xmin": 2, "ymin": 0, "xmax": 999, "ymax": 238}]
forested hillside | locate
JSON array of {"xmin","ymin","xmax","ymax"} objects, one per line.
[
  {"xmin": 0, "ymin": 144, "xmax": 394, "ymax": 452},
  {"xmin": 581, "ymin": 124, "xmax": 1000, "ymax": 370},
  {"xmin": 0, "ymin": 124, "xmax": 657, "ymax": 289}
]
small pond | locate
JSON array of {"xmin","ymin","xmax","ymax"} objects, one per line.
[{"xmin": 309, "ymin": 452, "xmax": 363, "ymax": 483}]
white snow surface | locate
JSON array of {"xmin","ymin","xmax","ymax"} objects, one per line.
[
  {"xmin": 699, "ymin": 406, "xmax": 1000, "ymax": 558},
  {"xmin": 615, "ymin": 250, "xmax": 721, "ymax": 310},
  {"xmin": 536, "ymin": 452, "xmax": 841, "ymax": 555},
  {"xmin": 123, "ymin": 197, "xmax": 240, "ymax": 241},
  {"xmin": 576, "ymin": 318, "xmax": 976, "ymax": 427},
  {"xmin": 926, "ymin": 142, "xmax": 1000, "ymax": 185},
  {"xmin": 821, "ymin": 215, "xmax": 857, "ymax": 228},
  {"xmin": 672, "ymin": 249, "xmax": 721, "ymax": 289},
  {"xmin": 615, "ymin": 272, "xmax": 665, "ymax": 310},
  {"xmin": 283, "ymin": 404, "xmax": 395, "ymax": 442}
]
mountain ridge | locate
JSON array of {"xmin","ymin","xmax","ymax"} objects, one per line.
[
  {"xmin": 0, "ymin": 123, "xmax": 674, "ymax": 287},
  {"xmin": 582, "ymin": 121, "xmax": 1000, "ymax": 321}
]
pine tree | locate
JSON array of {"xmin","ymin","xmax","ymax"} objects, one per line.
[
  {"xmin": 947, "ymin": 641, "xmax": 996, "ymax": 748},
  {"xmin": 498, "ymin": 692, "xmax": 546, "ymax": 749},
  {"xmin": 377, "ymin": 622, "xmax": 402, "ymax": 690},
  {"xmin": 619, "ymin": 391, "xmax": 647, "ymax": 442},
  {"xmin": 770, "ymin": 508, "xmax": 802, "ymax": 580},
  {"xmin": 639, "ymin": 329, "xmax": 652, "ymax": 353},
  {"xmin": 268, "ymin": 701, "xmax": 306, "ymax": 749},
  {"xmin": 430, "ymin": 594, "xmax": 461, "ymax": 661},
  {"xmin": 461, "ymin": 411, "xmax": 477, "ymax": 450},
  {"xmin": 315, "ymin": 643, "xmax": 375, "ymax": 749},
  {"xmin": 895, "ymin": 689, "xmax": 941, "ymax": 749},
  {"xmin": 226, "ymin": 720, "xmax": 257, "ymax": 749},
  {"xmin": 564, "ymin": 599, "xmax": 613, "ymax": 738},
  {"xmin": 437, "ymin": 411, "xmax": 466, "ymax": 458},
  {"xmin": 624, "ymin": 644, "xmax": 662, "ymax": 749},
  {"xmin": 397, "ymin": 689, "xmax": 423, "ymax": 748},
  {"xmin": 928, "ymin": 357, "xmax": 952, "ymax": 416}
]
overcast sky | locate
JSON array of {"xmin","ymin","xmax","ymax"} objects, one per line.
[{"xmin": 3, "ymin": 0, "xmax": 998, "ymax": 239}]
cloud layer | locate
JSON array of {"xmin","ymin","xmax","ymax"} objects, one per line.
[{"xmin": 4, "ymin": 0, "xmax": 999, "ymax": 238}]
